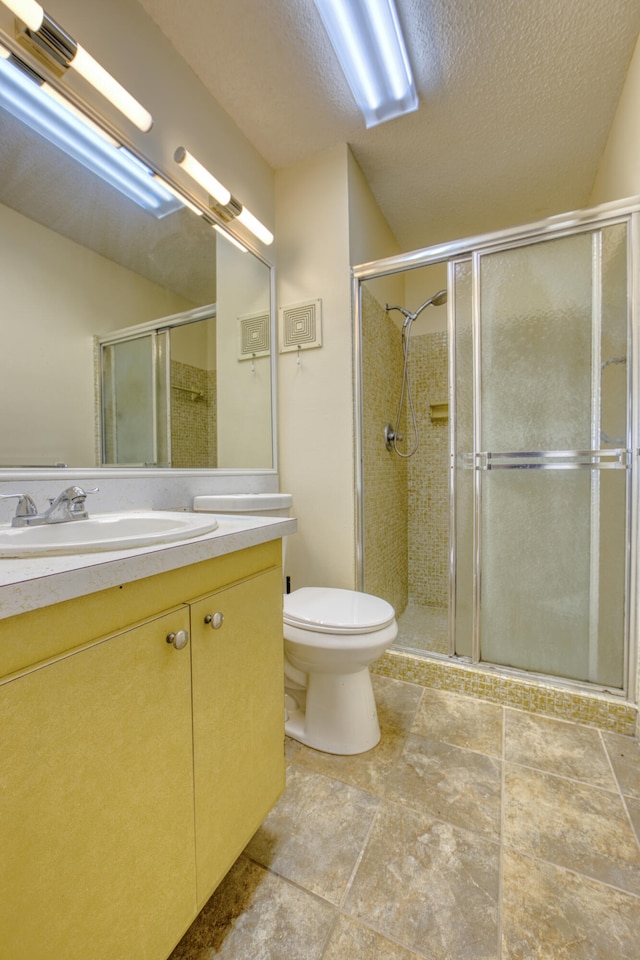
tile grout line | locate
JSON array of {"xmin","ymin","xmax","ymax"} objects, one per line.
[
  {"xmin": 598, "ymin": 728, "xmax": 640, "ymax": 852},
  {"xmin": 496, "ymin": 842, "xmax": 640, "ymax": 902},
  {"xmin": 503, "ymin": 757, "xmax": 626, "ymax": 795},
  {"xmin": 336, "ymin": 793, "xmax": 383, "ymax": 913}
]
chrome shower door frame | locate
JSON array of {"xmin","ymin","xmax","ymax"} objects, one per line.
[{"xmin": 353, "ymin": 195, "xmax": 640, "ymax": 701}]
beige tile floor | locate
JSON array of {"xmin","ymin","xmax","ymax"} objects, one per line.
[{"xmin": 169, "ymin": 676, "xmax": 640, "ymax": 960}]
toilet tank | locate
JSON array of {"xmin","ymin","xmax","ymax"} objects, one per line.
[
  {"xmin": 192, "ymin": 493, "xmax": 292, "ymax": 517},
  {"xmin": 193, "ymin": 494, "xmax": 293, "ymax": 585}
]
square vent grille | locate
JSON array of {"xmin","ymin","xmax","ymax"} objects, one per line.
[
  {"xmin": 238, "ymin": 312, "xmax": 270, "ymax": 360},
  {"xmin": 279, "ymin": 299, "xmax": 322, "ymax": 353}
]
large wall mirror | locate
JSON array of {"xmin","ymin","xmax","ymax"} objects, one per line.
[{"xmin": 0, "ymin": 55, "xmax": 274, "ymax": 473}]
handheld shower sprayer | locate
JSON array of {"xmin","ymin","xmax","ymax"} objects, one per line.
[{"xmin": 384, "ymin": 289, "xmax": 448, "ymax": 457}]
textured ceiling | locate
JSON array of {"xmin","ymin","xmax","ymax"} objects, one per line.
[{"xmin": 137, "ymin": 0, "xmax": 640, "ymax": 252}]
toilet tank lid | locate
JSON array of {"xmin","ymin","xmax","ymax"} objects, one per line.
[
  {"xmin": 193, "ymin": 493, "xmax": 292, "ymax": 512},
  {"xmin": 283, "ymin": 587, "xmax": 396, "ymax": 632}
]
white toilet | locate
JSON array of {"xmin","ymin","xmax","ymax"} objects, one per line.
[
  {"xmin": 193, "ymin": 493, "xmax": 397, "ymax": 754},
  {"xmin": 283, "ymin": 586, "xmax": 397, "ymax": 755}
]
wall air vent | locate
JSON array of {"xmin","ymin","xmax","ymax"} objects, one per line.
[
  {"xmin": 238, "ymin": 312, "xmax": 270, "ymax": 360},
  {"xmin": 279, "ymin": 299, "xmax": 323, "ymax": 354}
]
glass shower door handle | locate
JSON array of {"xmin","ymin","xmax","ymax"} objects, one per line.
[{"xmin": 468, "ymin": 449, "xmax": 630, "ymax": 470}]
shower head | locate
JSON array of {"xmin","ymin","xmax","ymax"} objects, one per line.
[
  {"xmin": 429, "ymin": 289, "xmax": 447, "ymax": 307},
  {"xmin": 386, "ymin": 288, "xmax": 447, "ymax": 327}
]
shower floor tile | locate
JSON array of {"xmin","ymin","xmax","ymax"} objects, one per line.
[
  {"xmin": 395, "ymin": 601, "xmax": 449, "ymax": 655},
  {"xmin": 170, "ymin": 677, "xmax": 640, "ymax": 960}
]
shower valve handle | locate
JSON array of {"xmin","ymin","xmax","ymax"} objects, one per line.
[{"xmin": 384, "ymin": 423, "xmax": 403, "ymax": 451}]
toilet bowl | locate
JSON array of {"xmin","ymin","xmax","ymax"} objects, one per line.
[
  {"xmin": 192, "ymin": 494, "xmax": 397, "ymax": 755},
  {"xmin": 283, "ymin": 587, "xmax": 397, "ymax": 755}
]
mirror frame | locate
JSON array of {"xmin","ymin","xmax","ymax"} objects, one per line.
[{"xmin": 0, "ymin": 24, "xmax": 278, "ymax": 483}]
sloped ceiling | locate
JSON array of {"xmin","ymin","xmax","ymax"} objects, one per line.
[{"xmin": 137, "ymin": 0, "xmax": 640, "ymax": 252}]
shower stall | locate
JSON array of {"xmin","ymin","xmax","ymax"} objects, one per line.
[{"xmin": 354, "ymin": 197, "xmax": 639, "ymax": 699}]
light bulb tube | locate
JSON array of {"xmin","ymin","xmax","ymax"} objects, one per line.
[
  {"xmin": 1, "ymin": 0, "xmax": 44, "ymax": 32},
  {"xmin": 236, "ymin": 205, "xmax": 274, "ymax": 246},
  {"xmin": 70, "ymin": 44, "xmax": 152, "ymax": 132},
  {"xmin": 174, "ymin": 147, "xmax": 231, "ymax": 207}
]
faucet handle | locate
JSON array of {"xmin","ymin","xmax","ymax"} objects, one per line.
[
  {"xmin": 0, "ymin": 493, "xmax": 38, "ymax": 518},
  {"xmin": 68, "ymin": 486, "xmax": 99, "ymax": 517}
]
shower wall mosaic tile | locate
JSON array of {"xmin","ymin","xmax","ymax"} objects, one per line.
[
  {"xmin": 361, "ymin": 286, "xmax": 408, "ymax": 618},
  {"xmin": 372, "ymin": 649, "xmax": 637, "ymax": 736},
  {"xmin": 407, "ymin": 332, "xmax": 449, "ymax": 608},
  {"xmin": 170, "ymin": 360, "xmax": 217, "ymax": 468}
]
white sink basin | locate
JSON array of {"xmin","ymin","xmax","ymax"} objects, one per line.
[{"xmin": 0, "ymin": 511, "xmax": 219, "ymax": 557}]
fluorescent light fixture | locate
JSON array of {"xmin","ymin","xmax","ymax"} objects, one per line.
[
  {"xmin": 0, "ymin": 54, "xmax": 178, "ymax": 216},
  {"xmin": 313, "ymin": 0, "xmax": 418, "ymax": 128},
  {"xmin": 1, "ymin": 0, "xmax": 153, "ymax": 131},
  {"xmin": 153, "ymin": 174, "xmax": 203, "ymax": 216},
  {"xmin": 175, "ymin": 146, "xmax": 274, "ymax": 246},
  {"xmin": 41, "ymin": 82, "xmax": 119, "ymax": 145}
]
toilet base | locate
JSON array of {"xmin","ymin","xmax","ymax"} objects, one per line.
[{"xmin": 284, "ymin": 666, "xmax": 381, "ymax": 755}]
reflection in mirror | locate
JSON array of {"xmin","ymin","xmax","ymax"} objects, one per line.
[
  {"xmin": 0, "ymin": 50, "xmax": 273, "ymax": 471},
  {"xmin": 100, "ymin": 308, "xmax": 217, "ymax": 468}
]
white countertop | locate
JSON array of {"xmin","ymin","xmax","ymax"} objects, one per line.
[{"xmin": 0, "ymin": 514, "xmax": 296, "ymax": 621}]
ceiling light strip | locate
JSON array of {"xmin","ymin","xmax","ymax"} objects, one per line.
[
  {"xmin": 312, "ymin": 0, "xmax": 418, "ymax": 128},
  {"xmin": 0, "ymin": 0, "xmax": 153, "ymax": 131},
  {"xmin": 174, "ymin": 146, "xmax": 274, "ymax": 245}
]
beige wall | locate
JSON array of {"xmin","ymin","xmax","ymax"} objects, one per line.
[
  {"xmin": 405, "ymin": 263, "xmax": 449, "ymax": 335},
  {"xmin": 275, "ymin": 145, "xmax": 400, "ymax": 591},
  {"xmin": 590, "ymin": 33, "xmax": 640, "ymax": 205},
  {"xmin": 275, "ymin": 145, "xmax": 353, "ymax": 589}
]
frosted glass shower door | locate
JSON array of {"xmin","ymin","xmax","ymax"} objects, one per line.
[
  {"xmin": 100, "ymin": 331, "xmax": 170, "ymax": 467},
  {"xmin": 471, "ymin": 225, "xmax": 629, "ymax": 687}
]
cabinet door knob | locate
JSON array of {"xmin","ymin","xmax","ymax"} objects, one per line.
[
  {"xmin": 204, "ymin": 612, "xmax": 224, "ymax": 630},
  {"xmin": 166, "ymin": 629, "xmax": 189, "ymax": 650}
]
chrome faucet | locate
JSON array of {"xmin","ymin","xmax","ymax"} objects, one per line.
[{"xmin": 0, "ymin": 486, "xmax": 97, "ymax": 527}]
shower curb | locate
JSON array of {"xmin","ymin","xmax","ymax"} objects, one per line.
[{"xmin": 372, "ymin": 649, "xmax": 637, "ymax": 737}]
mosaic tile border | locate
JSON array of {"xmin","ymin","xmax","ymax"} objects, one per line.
[{"xmin": 372, "ymin": 649, "xmax": 638, "ymax": 736}]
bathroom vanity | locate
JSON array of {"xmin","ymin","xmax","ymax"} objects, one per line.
[{"xmin": 0, "ymin": 515, "xmax": 294, "ymax": 960}]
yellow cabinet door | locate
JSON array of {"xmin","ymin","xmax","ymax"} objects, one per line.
[
  {"xmin": 0, "ymin": 608, "xmax": 197, "ymax": 960},
  {"xmin": 191, "ymin": 567, "xmax": 285, "ymax": 905}
]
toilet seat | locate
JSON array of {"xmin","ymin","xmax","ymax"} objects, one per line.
[{"xmin": 283, "ymin": 587, "xmax": 395, "ymax": 635}]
